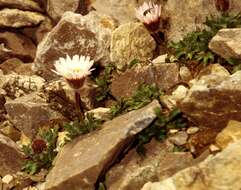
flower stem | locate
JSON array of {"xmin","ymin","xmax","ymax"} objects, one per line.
[{"xmin": 75, "ymin": 91, "xmax": 84, "ymax": 120}]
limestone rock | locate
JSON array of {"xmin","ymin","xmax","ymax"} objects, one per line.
[
  {"xmin": 34, "ymin": 11, "xmax": 116, "ymax": 80},
  {"xmin": 0, "ymin": 32, "xmax": 36, "ymax": 63},
  {"xmin": 86, "ymin": 107, "xmax": 111, "ymax": 121},
  {"xmin": 209, "ymin": 28, "xmax": 241, "ymax": 59},
  {"xmin": 44, "ymin": 100, "xmax": 160, "ymax": 190},
  {"xmin": 111, "ymin": 22, "xmax": 156, "ymax": 69},
  {"xmin": 47, "ymin": 0, "xmax": 80, "ymax": 22},
  {"xmin": 179, "ymin": 70, "xmax": 241, "ymax": 131},
  {"xmin": 0, "ymin": 73, "xmax": 45, "ymax": 99},
  {"xmin": 111, "ymin": 63, "xmax": 179, "ymax": 100},
  {"xmin": 5, "ymin": 93, "xmax": 66, "ymax": 137},
  {"xmin": 0, "ymin": 8, "xmax": 45, "ymax": 28},
  {"xmin": 106, "ymin": 140, "xmax": 193, "ymax": 190},
  {"xmin": 0, "ymin": 120, "xmax": 20, "ymax": 141},
  {"xmin": 0, "ymin": 0, "xmax": 43, "ymax": 12},
  {"xmin": 0, "ymin": 133, "xmax": 24, "ymax": 176},
  {"xmin": 216, "ymin": 120, "xmax": 241, "ymax": 149},
  {"xmin": 169, "ymin": 131, "xmax": 188, "ymax": 146},
  {"xmin": 141, "ymin": 140, "xmax": 241, "ymax": 190}
]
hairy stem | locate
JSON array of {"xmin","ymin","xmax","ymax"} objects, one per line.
[{"xmin": 75, "ymin": 91, "xmax": 84, "ymax": 120}]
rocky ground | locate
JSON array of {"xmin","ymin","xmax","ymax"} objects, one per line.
[{"xmin": 0, "ymin": 0, "xmax": 241, "ymax": 190}]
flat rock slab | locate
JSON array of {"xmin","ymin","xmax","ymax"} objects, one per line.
[
  {"xmin": 111, "ymin": 63, "xmax": 179, "ymax": 100},
  {"xmin": 45, "ymin": 100, "xmax": 160, "ymax": 190},
  {"xmin": 142, "ymin": 140, "xmax": 241, "ymax": 190},
  {"xmin": 209, "ymin": 28, "xmax": 241, "ymax": 59},
  {"xmin": 106, "ymin": 140, "xmax": 194, "ymax": 190},
  {"xmin": 34, "ymin": 11, "xmax": 116, "ymax": 80},
  {"xmin": 0, "ymin": 8, "xmax": 45, "ymax": 28},
  {"xmin": 0, "ymin": 133, "xmax": 24, "ymax": 176},
  {"xmin": 0, "ymin": 0, "xmax": 43, "ymax": 12}
]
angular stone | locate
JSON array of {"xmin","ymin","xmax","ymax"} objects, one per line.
[
  {"xmin": 141, "ymin": 140, "xmax": 241, "ymax": 190},
  {"xmin": 111, "ymin": 63, "xmax": 179, "ymax": 100},
  {"xmin": 209, "ymin": 28, "xmax": 241, "ymax": 59},
  {"xmin": 179, "ymin": 70, "xmax": 241, "ymax": 131},
  {"xmin": 44, "ymin": 100, "xmax": 160, "ymax": 190},
  {"xmin": 0, "ymin": 73, "xmax": 45, "ymax": 99},
  {"xmin": 34, "ymin": 11, "xmax": 116, "ymax": 80},
  {"xmin": 0, "ymin": 0, "xmax": 43, "ymax": 12},
  {"xmin": 0, "ymin": 133, "xmax": 24, "ymax": 176},
  {"xmin": 5, "ymin": 93, "xmax": 65, "ymax": 137},
  {"xmin": 47, "ymin": 0, "xmax": 80, "ymax": 22},
  {"xmin": 106, "ymin": 140, "xmax": 194, "ymax": 190},
  {"xmin": 0, "ymin": 8, "xmax": 45, "ymax": 28},
  {"xmin": 111, "ymin": 22, "xmax": 156, "ymax": 69},
  {"xmin": 216, "ymin": 120, "xmax": 241, "ymax": 149},
  {"xmin": 0, "ymin": 120, "xmax": 21, "ymax": 142},
  {"xmin": 0, "ymin": 32, "xmax": 36, "ymax": 63},
  {"xmin": 169, "ymin": 131, "xmax": 188, "ymax": 146}
]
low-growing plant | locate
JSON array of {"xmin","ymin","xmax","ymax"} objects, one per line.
[
  {"xmin": 110, "ymin": 84, "xmax": 163, "ymax": 118},
  {"xmin": 95, "ymin": 64, "xmax": 116, "ymax": 102},
  {"xmin": 136, "ymin": 107, "xmax": 188, "ymax": 155},
  {"xmin": 63, "ymin": 113, "xmax": 102, "ymax": 141},
  {"xmin": 22, "ymin": 127, "xmax": 59, "ymax": 175},
  {"xmin": 168, "ymin": 13, "xmax": 241, "ymax": 71}
]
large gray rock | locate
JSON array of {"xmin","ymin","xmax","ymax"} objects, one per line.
[
  {"xmin": 44, "ymin": 100, "xmax": 160, "ymax": 190},
  {"xmin": 0, "ymin": 133, "xmax": 24, "ymax": 176},
  {"xmin": 111, "ymin": 22, "xmax": 156, "ymax": 69},
  {"xmin": 141, "ymin": 140, "xmax": 241, "ymax": 190},
  {"xmin": 110, "ymin": 63, "xmax": 179, "ymax": 100},
  {"xmin": 0, "ymin": 8, "xmax": 45, "ymax": 28},
  {"xmin": 106, "ymin": 140, "xmax": 194, "ymax": 190},
  {"xmin": 34, "ymin": 11, "xmax": 116, "ymax": 80},
  {"xmin": 0, "ymin": 32, "xmax": 36, "ymax": 63},
  {"xmin": 4, "ymin": 93, "xmax": 66, "ymax": 138},
  {"xmin": 0, "ymin": 0, "xmax": 43, "ymax": 12},
  {"xmin": 179, "ymin": 70, "xmax": 241, "ymax": 131},
  {"xmin": 209, "ymin": 28, "xmax": 241, "ymax": 59}
]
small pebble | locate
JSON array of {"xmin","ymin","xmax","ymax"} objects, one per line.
[
  {"xmin": 2, "ymin": 174, "xmax": 13, "ymax": 184},
  {"xmin": 209, "ymin": 144, "xmax": 221, "ymax": 153},
  {"xmin": 187, "ymin": 127, "xmax": 199, "ymax": 135}
]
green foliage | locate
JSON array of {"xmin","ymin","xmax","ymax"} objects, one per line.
[
  {"xmin": 98, "ymin": 183, "xmax": 106, "ymax": 190},
  {"xmin": 95, "ymin": 64, "xmax": 116, "ymax": 102},
  {"xmin": 226, "ymin": 58, "xmax": 241, "ymax": 73},
  {"xmin": 110, "ymin": 84, "xmax": 163, "ymax": 118},
  {"xmin": 128, "ymin": 59, "xmax": 141, "ymax": 69},
  {"xmin": 168, "ymin": 13, "xmax": 241, "ymax": 68},
  {"xmin": 22, "ymin": 127, "xmax": 59, "ymax": 175},
  {"xmin": 136, "ymin": 108, "xmax": 187, "ymax": 155},
  {"xmin": 63, "ymin": 113, "xmax": 102, "ymax": 141}
]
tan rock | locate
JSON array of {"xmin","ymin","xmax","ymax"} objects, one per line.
[
  {"xmin": 0, "ymin": 8, "xmax": 45, "ymax": 28},
  {"xmin": 0, "ymin": 133, "xmax": 24, "ymax": 176},
  {"xmin": 209, "ymin": 28, "xmax": 241, "ymax": 59},
  {"xmin": 111, "ymin": 22, "xmax": 156, "ymax": 69},
  {"xmin": 34, "ymin": 11, "xmax": 116, "ymax": 80},
  {"xmin": 216, "ymin": 120, "xmax": 241, "ymax": 149},
  {"xmin": 86, "ymin": 107, "xmax": 111, "ymax": 121},
  {"xmin": 169, "ymin": 131, "xmax": 188, "ymax": 146},
  {"xmin": 5, "ymin": 93, "xmax": 66, "ymax": 137},
  {"xmin": 0, "ymin": 32, "xmax": 36, "ymax": 63},
  {"xmin": 0, "ymin": 120, "xmax": 20, "ymax": 141},
  {"xmin": 106, "ymin": 140, "xmax": 193, "ymax": 190},
  {"xmin": 141, "ymin": 140, "xmax": 241, "ymax": 190},
  {"xmin": 0, "ymin": 0, "xmax": 43, "ymax": 12},
  {"xmin": 110, "ymin": 63, "xmax": 179, "ymax": 100},
  {"xmin": 45, "ymin": 100, "xmax": 160, "ymax": 190}
]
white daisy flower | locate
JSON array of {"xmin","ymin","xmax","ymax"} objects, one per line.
[
  {"xmin": 53, "ymin": 55, "xmax": 94, "ymax": 90},
  {"xmin": 135, "ymin": 1, "xmax": 161, "ymax": 31}
]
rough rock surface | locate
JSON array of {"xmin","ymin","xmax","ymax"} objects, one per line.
[
  {"xmin": 47, "ymin": 0, "xmax": 80, "ymax": 22},
  {"xmin": 111, "ymin": 22, "xmax": 156, "ymax": 69},
  {"xmin": 111, "ymin": 63, "xmax": 179, "ymax": 100},
  {"xmin": 0, "ymin": 133, "xmax": 24, "ymax": 176},
  {"xmin": 34, "ymin": 11, "xmax": 116, "ymax": 80},
  {"xmin": 215, "ymin": 120, "xmax": 241, "ymax": 149},
  {"xmin": 4, "ymin": 93, "xmax": 66, "ymax": 137},
  {"xmin": 44, "ymin": 100, "xmax": 160, "ymax": 190},
  {"xmin": 0, "ymin": 73, "xmax": 45, "ymax": 99},
  {"xmin": 179, "ymin": 70, "xmax": 241, "ymax": 131},
  {"xmin": 106, "ymin": 140, "xmax": 194, "ymax": 190},
  {"xmin": 0, "ymin": 8, "xmax": 45, "ymax": 28},
  {"xmin": 209, "ymin": 28, "xmax": 241, "ymax": 59},
  {"xmin": 0, "ymin": 0, "xmax": 43, "ymax": 12},
  {"xmin": 0, "ymin": 32, "xmax": 36, "ymax": 63},
  {"xmin": 0, "ymin": 59, "xmax": 33, "ymax": 75},
  {"xmin": 141, "ymin": 140, "xmax": 241, "ymax": 190}
]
